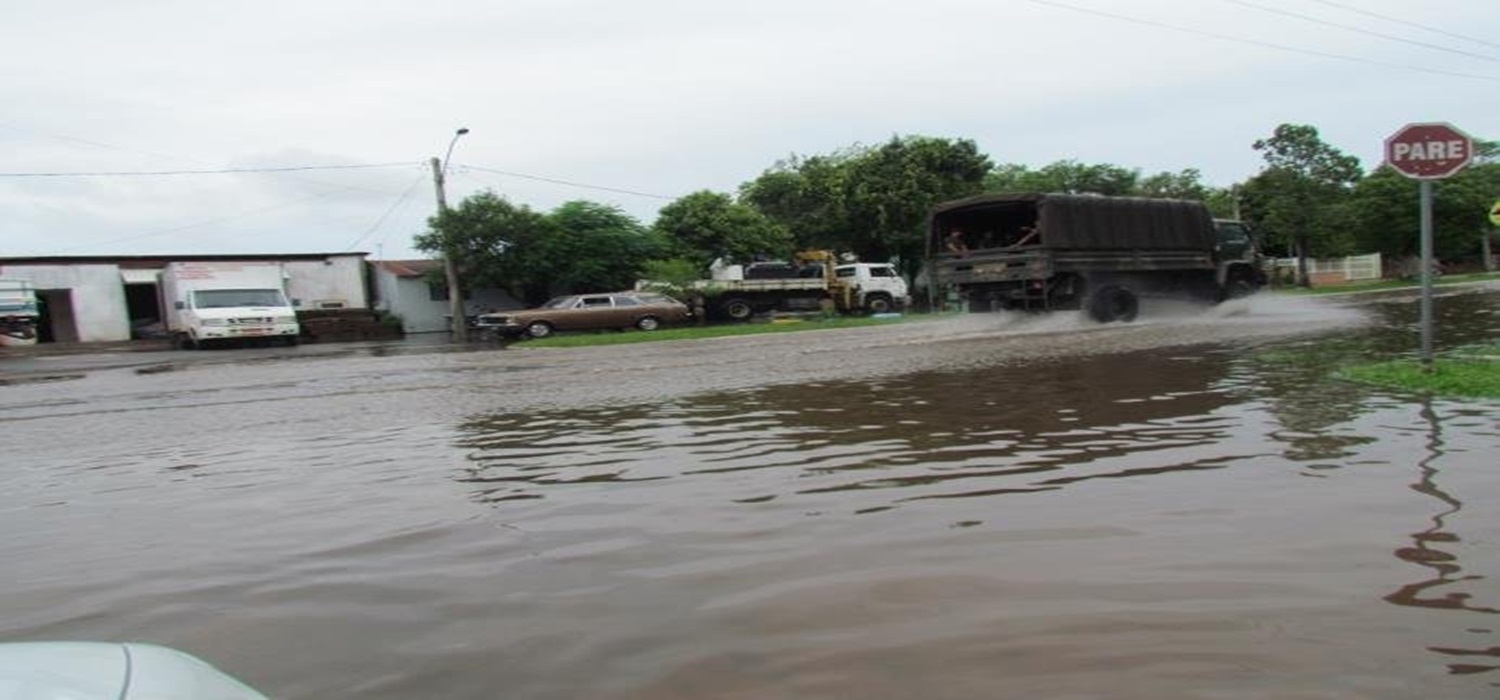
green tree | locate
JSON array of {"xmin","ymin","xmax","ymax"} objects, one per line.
[
  {"xmin": 739, "ymin": 152, "xmax": 852, "ymax": 252},
  {"xmin": 416, "ymin": 190, "xmax": 552, "ymax": 301},
  {"xmin": 1351, "ymin": 138, "xmax": 1500, "ymax": 265},
  {"xmin": 1136, "ymin": 168, "xmax": 1211, "ymax": 201},
  {"xmin": 1245, "ymin": 123, "xmax": 1363, "ymax": 285},
  {"xmin": 542, "ymin": 201, "xmax": 668, "ymax": 297},
  {"xmin": 841, "ymin": 136, "xmax": 991, "ymax": 270},
  {"xmin": 652, "ymin": 190, "xmax": 793, "ymax": 270},
  {"xmin": 983, "ymin": 159, "xmax": 1138, "ymax": 195},
  {"xmin": 742, "ymin": 135, "xmax": 990, "ymax": 274},
  {"xmin": 418, "ymin": 193, "xmax": 664, "ymax": 305}
]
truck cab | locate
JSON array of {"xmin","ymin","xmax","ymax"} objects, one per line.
[
  {"xmin": 1212, "ymin": 219, "xmax": 1268, "ymax": 298},
  {"xmin": 832, "ymin": 262, "xmax": 910, "ymax": 314},
  {"xmin": 161, "ymin": 263, "xmax": 301, "ymax": 349}
]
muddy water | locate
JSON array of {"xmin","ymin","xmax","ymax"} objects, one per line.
[{"xmin": 4, "ymin": 290, "xmax": 1500, "ymax": 699}]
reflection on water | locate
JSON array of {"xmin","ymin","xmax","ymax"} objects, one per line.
[
  {"xmin": 456, "ymin": 350, "xmax": 1248, "ymax": 515},
  {"xmin": 1384, "ymin": 401, "xmax": 1500, "ymax": 681}
]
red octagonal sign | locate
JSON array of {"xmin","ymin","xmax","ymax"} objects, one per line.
[{"xmin": 1385, "ymin": 122, "xmax": 1472, "ymax": 180}]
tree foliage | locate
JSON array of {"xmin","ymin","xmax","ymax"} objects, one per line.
[
  {"xmin": 651, "ymin": 190, "xmax": 793, "ymax": 270},
  {"xmin": 1243, "ymin": 124, "xmax": 1363, "ymax": 278},
  {"xmin": 1349, "ymin": 144, "xmax": 1500, "ymax": 261},
  {"xmin": 418, "ymin": 192, "xmax": 666, "ymax": 305},
  {"xmin": 416, "ymin": 190, "xmax": 552, "ymax": 299},
  {"xmin": 984, "ymin": 159, "xmax": 1138, "ymax": 196},
  {"xmin": 740, "ymin": 135, "xmax": 990, "ymax": 274},
  {"xmin": 541, "ymin": 201, "xmax": 670, "ymax": 296}
]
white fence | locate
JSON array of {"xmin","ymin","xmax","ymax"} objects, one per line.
[{"xmin": 1269, "ymin": 253, "xmax": 1382, "ymax": 283}]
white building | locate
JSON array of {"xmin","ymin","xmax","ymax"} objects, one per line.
[
  {"xmin": 369, "ymin": 260, "xmax": 522, "ymax": 334},
  {"xmin": 0, "ymin": 253, "xmax": 370, "ymax": 344}
]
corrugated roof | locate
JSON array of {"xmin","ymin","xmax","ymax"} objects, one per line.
[{"xmin": 372, "ymin": 259, "xmax": 442, "ymax": 278}]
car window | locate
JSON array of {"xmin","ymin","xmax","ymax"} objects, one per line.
[
  {"xmin": 542, "ymin": 297, "xmax": 575, "ymax": 309},
  {"xmin": 580, "ymin": 296, "xmax": 613, "ymax": 308},
  {"xmin": 613, "ymin": 295, "xmax": 642, "ymax": 307},
  {"xmin": 835, "ymin": 267, "xmax": 855, "ymax": 278},
  {"xmin": 868, "ymin": 266, "xmax": 895, "ymax": 277}
]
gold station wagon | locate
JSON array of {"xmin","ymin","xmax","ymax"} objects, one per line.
[{"xmin": 474, "ymin": 292, "xmax": 692, "ymax": 339}]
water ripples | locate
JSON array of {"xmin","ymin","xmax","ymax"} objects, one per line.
[{"xmin": 455, "ymin": 351, "xmax": 1252, "ymax": 516}]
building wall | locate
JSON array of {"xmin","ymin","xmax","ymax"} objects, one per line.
[
  {"xmin": 370, "ymin": 267, "xmax": 521, "ymax": 334},
  {"xmin": 284, "ymin": 256, "xmax": 369, "ymax": 310},
  {"xmin": 0, "ymin": 264, "xmax": 131, "ymax": 342}
]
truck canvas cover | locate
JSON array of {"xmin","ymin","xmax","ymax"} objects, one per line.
[{"xmin": 931, "ymin": 193, "xmax": 1217, "ymax": 252}]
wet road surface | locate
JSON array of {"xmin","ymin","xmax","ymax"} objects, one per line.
[{"xmin": 4, "ymin": 289, "xmax": 1500, "ymax": 698}]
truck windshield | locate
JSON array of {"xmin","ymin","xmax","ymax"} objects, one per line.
[{"xmin": 192, "ymin": 289, "xmax": 288, "ymax": 309}]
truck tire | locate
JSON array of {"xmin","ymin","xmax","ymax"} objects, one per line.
[
  {"xmin": 864, "ymin": 294, "xmax": 894, "ymax": 315},
  {"xmin": 635, "ymin": 316, "xmax": 661, "ymax": 331},
  {"xmin": 525, "ymin": 321, "xmax": 554, "ymax": 339},
  {"xmin": 1221, "ymin": 274, "xmax": 1257, "ymax": 301},
  {"xmin": 720, "ymin": 298, "xmax": 755, "ymax": 322},
  {"xmin": 1087, "ymin": 285, "xmax": 1138, "ymax": 323}
]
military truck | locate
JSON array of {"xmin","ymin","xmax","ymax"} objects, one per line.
[{"xmin": 926, "ymin": 193, "xmax": 1263, "ymax": 322}]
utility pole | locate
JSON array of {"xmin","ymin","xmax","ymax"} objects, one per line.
[{"xmin": 432, "ymin": 128, "xmax": 470, "ymax": 341}]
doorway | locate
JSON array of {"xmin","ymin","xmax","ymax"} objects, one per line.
[{"xmin": 34, "ymin": 289, "xmax": 78, "ymax": 343}]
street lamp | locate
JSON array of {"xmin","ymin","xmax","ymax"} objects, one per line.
[{"xmin": 431, "ymin": 127, "xmax": 470, "ymax": 341}]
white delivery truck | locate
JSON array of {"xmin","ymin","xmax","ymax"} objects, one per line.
[
  {"xmin": 160, "ymin": 262, "xmax": 300, "ymax": 349},
  {"xmin": 0, "ymin": 278, "xmax": 40, "ymax": 347}
]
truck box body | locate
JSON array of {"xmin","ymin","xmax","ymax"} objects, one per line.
[
  {"xmin": 161, "ymin": 262, "xmax": 300, "ymax": 348},
  {"xmin": 0, "ymin": 278, "xmax": 40, "ymax": 347},
  {"xmin": 928, "ymin": 193, "xmax": 1263, "ymax": 321}
]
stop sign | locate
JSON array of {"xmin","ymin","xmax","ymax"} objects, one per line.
[{"xmin": 1385, "ymin": 122, "xmax": 1473, "ymax": 180}]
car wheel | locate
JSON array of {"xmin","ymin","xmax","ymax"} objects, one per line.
[
  {"xmin": 864, "ymin": 294, "xmax": 894, "ymax": 315},
  {"xmin": 635, "ymin": 316, "xmax": 661, "ymax": 331},
  {"xmin": 525, "ymin": 321, "xmax": 554, "ymax": 339}
]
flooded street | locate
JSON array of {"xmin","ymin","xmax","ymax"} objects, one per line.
[{"xmin": 4, "ymin": 289, "xmax": 1500, "ymax": 699}]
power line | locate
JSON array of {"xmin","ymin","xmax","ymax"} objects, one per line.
[
  {"xmin": 460, "ymin": 164, "xmax": 676, "ymax": 200},
  {"xmin": 0, "ymin": 162, "xmax": 416, "ymax": 178},
  {"xmin": 48, "ymin": 192, "xmax": 339, "ymax": 255},
  {"xmin": 1019, "ymin": 0, "xmax": 1500, "ymax": 83},
  {"xmin": 343, "ymin": 172, "xmax": 428, "ymax": 252},
  {"xmin": 1306, "ymin": 0, "xmax": 1500, "ymax": 51},
  {"xmin": 1219, "ymin": 0, "xmax": 1500, "ymax": 65}
]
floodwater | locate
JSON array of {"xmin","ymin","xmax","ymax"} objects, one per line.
[{"xmin": 4, "ymin": 289, "xmax": 1500, "ymax": 699}]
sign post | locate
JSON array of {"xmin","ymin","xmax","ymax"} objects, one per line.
[
  {"xmin": 1485, "ymin": 200, "xmax": 1500, "ymax": 273},
  {"xmin": 1383, "ymin": 122, "xmax": 1473, "ymax": 372}
]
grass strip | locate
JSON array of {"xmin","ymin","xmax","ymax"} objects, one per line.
[
  {"xmin": 1337, "ymin": 344, "xmax": 1500, "ymax": 399},
  {"xmin": 1281, "ymin": 272, "xmax": 1500, "ymax": 296},
  {"xmin": 514, "ymin": 314, "xmax": 928, "ymax": 348}
]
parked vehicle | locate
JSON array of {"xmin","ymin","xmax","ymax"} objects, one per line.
[
  {"xmin": 0, "ymin": 278, "xmax": 39, "ymax": 347},
  {"xmin": 927, "ymin": 193, "xmax": 1265, "ymax": 322},
  {"xmin": 0, "ymin": 642, "xmax": 268, "ymax": 699},
  {"xmin": 689, "ymin": 250, "xmax": 910, "ymax": 321},
  {"xmin": 475, "ymin": 291, "xmax": 691, "ymax": 339},
  {"xmin": 160, "ymin": 262, "xmax": 301, "ymax": 349}
]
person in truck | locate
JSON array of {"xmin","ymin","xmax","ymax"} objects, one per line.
[{"xmin": 945, "ymin": 228, "xmax": 969, "ymax": 256}]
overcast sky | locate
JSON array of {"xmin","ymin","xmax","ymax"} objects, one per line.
[{"xmin": 3, "ymin": 0, "xmax": 1495, "ymax": 261}]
